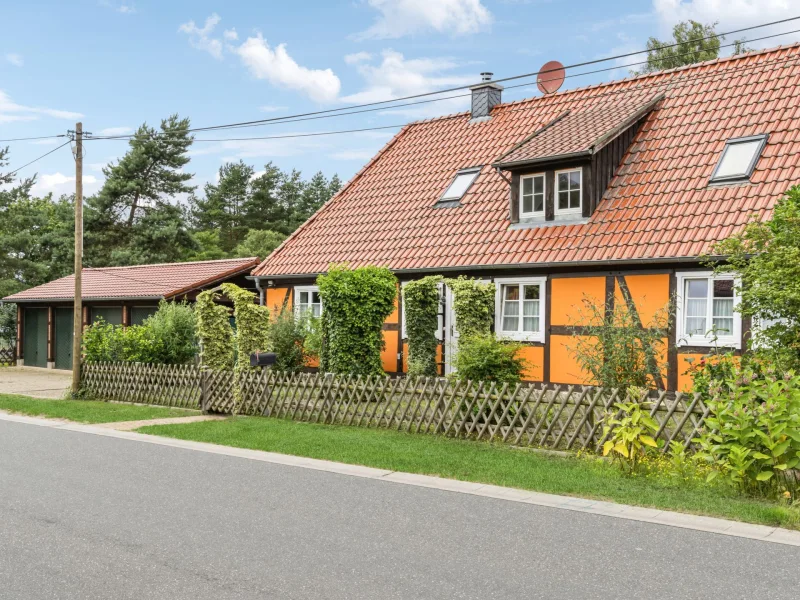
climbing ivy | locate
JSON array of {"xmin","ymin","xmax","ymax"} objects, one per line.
[
  {"xmin": 221, "ymin": 283, "xmax": 270, "ymax": 411},
  {"xmin": 317, "ymin": 265, "xmax": 397, "ymax": 376},
  {"xmin": 195, "ymin": 289, "xmax": 235, "ymax": 371},
  {"xmin": 446, "ymin": 276, "xmax": 496, "ymax": 337},
  {"xmin": 403, "ymin": 276, "xmax": 442, "ymax": 377}
]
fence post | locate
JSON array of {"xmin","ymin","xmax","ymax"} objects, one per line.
[{"xmin": 200, "ymin": 368, "xmax": 209, "ymax": 414}]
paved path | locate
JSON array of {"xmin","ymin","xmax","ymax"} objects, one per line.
[
  {"xmin": 1, "ymin": 417, "xmax": 798, "ymax": 599},
  {"xmin": 96, "ymin": 414, "xmax": 227, "ymax": 431},
  {"xmin": 0, "ymin": 367, "xmax": 71, "ymax": 398}
]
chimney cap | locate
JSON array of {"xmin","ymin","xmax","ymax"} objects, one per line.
[{"xmin": 480, "ymin": 72, "xmax": 493, "ymax": 82}]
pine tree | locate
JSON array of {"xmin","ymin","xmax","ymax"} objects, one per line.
[
  {"xmin": 191, "ymin": 161, "xmax": 253, "ymax": 252},
  {"xmin": 243, "ymin": 162, "xmax": 287, "ymax": 233}
]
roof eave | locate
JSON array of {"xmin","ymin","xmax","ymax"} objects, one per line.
[
  {"xmin": 3, "ymin": 295, "xmax": 165, "ymax": 303},
  {"xmin": 493, "ymin": 150, "xmax": 593, "ymax": 170}
]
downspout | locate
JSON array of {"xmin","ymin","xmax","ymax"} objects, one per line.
[{"xmin": 252, "ymin": 277, "xmax": 266, "ymax": 306}]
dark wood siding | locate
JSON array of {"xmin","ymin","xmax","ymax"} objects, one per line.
[{"xmin": 590, "ymin": 116, "xmax": 646, "ymax": 213}]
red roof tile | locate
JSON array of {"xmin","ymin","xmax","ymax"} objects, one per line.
[
  {"xmin": 254, "ymin": 45, "xmax": 800, "ymax": 277},
  {"xmin": 4, "ymin": 257, "xmax": 260, "ymax": 302}
]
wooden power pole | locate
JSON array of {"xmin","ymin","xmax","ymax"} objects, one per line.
[{"xmin": 71, "ymin": 123, "xmax": 83, "ymax": 395}]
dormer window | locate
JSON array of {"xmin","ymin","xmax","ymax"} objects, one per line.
[
  {"xmin": 520, "ymin": 174, "xmax": 545, "ymax": 217},
  {"xmin": 710, "ymin": 134, "xmax": 767, "ymax": 184},
  {"xmin": 555, "ymin": 168, "xmax": 582, "ymax": 216},
  {"xmin": 439, "ymin": 167, "xmax": 480, "ymax": 203}
]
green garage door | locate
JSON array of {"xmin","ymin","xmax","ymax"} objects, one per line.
[
  {"xmin": 23, "ymin": 308, "xmax": 48, "ymax": 368},
  {"xmin": 55, "ymin": 308, "xmax": 73, "ymax": 370},
  {"xmin": 90, "ymin": 306, "xmax": 122, "ymax": 325}
]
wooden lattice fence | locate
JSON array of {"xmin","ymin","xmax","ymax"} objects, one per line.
[
  {"xmin": 0, "ymin": 346, "xmax": 14, "ymax": 367},
  {"xmin": 81, "ymin": 362, "xmax": 710, "ymax": 453}
]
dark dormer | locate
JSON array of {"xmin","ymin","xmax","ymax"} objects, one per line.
[{"xmin": 493, "ymin": 94, "xmax": 663, "ymax": 226}]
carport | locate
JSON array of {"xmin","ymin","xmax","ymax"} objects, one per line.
[{"xmin": 2, "ymin": 257, "xmax": 260, "ymax": 370}]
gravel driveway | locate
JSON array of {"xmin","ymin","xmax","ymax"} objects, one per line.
[{"xmin": 0, "ymin": 367, "xmax": 71, "ymax": 399}]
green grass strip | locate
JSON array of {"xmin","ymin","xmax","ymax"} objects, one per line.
[
  {"xmin": 138, "ymin": 416, "xmax": 800, "ymax": 530},
  {"xmin": 0, "ymin": 394, "xmax": 197, "ymax": 424}
]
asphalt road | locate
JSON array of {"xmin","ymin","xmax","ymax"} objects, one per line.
[{"xmin": 0, "ymin": 420, "xmax": 797, "ymax": 599}]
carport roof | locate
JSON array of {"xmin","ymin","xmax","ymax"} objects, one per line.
[{"xmin": 2, "ymin": 257, "xmax": 260, "ymax": 303}]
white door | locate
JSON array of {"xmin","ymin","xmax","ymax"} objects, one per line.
[{"xmin": 443, "ymin": 279, "xmax": 491, "ymax": 375}]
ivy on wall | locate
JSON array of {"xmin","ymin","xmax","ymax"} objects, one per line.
[
  {"xmin": 194, "ymin": 289, "xmax": 235, "ymax": 371},
  {"xmin": 447, "ymin": 276, "xmax": 495, "ymax": 337},
  {"xmin": 402, "ymin": 276, "xmax": 442, "ymax": 377},
  {"xmin": 317, "ymin": 264, "xmax": 397, "ymax": 376}
]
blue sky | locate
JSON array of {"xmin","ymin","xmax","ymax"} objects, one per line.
[{"xmin": 1, "ymin": 0, "xmax": 797, "ymax": 198}]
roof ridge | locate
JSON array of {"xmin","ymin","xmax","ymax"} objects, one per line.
[{"xmin": 85, "ymin": 256, "xmax": 259, "ymax": 271}]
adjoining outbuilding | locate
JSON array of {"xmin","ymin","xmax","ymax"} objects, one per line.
[{"xmin": 2, "ymin": 257, "xmax": 259, "ymax": 370}]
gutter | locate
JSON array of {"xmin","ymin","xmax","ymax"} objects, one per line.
[
  {"xmin": 4, "ymin": 295, "xmax": 164, "ymax": 303},
  {"xmin": 248, "ymin": 276, "xmax": 266, "ymax": 306}
]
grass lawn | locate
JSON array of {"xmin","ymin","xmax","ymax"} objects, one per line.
[
  {"xmin": 138, "ymin": 416, "xmax": 800, "ymax": 530},
  {"xmin": 0, "ymin": 394, "xmax": 198, "ymax": 424}
]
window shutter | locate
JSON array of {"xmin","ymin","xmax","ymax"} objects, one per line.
[{"xmin": 510, "ymin": 173, "xmax": 520, "ymax": 223}]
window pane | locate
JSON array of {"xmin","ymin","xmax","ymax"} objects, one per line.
[
  {"xmin": 312, "ymin": 304, "xmax": 321, "ymax": 318},
  {"xmin": 504, "ymin": 285, "xmax": 519, "ymax": 301},
  {"xmin": 442, "ymin": 171, "xmax": 479, "ymax": 200},
  {"xmin": 686, "ymin": 317, "xmax": 707, "ymax": 335},
  {"xmin": 686, "ymin": 298, "xmax": 707, "ymax": 318},
  {"xmin": 523, "ymin": 317, "xmax": 539, "ymax": 332},
  {"xmin": 522, "ymin": 194, "xmax": 533, "ymax": 214},
  {"xmin": 558, "ymin": 172, "xmax": 568, "ymax": 189},
  {"xmin": 533, "ymin": 194, "xmax": 543, "ymax": 212},
  {"xmin": 569, "ymin": 170, "xmax": 581, "ymax": 187},
  {"xmin": 311, "ymin": 291, "xmax": 320, "ymax": 303},
  {"xmin": 558, "ymin": 191, "xmax": 569, "ymax": 209},
  {"xmin": 570, "ymin": 190, "xmax": 580, "ymax": 208},
  {"xmin": 503, "ymin": 301, "xmax": 520, "ymax": 317},
  {"xmin": 523, "ymin": 285, "xmax": 539, "ymax": 300},
  {"xmin": 686, "ymin": 279, "xmax": 708, "ymax": 298},
  {"xmin": 522, "ymin": 178, "xmax": 533, "ymax": 195},
  {"xmin": 713, "ymin": 279, "xmax": 733, "ymax": 298},
  {"xmin": 712, "ymin": 317, "xmax": 733, "ymax": 335},
  {"xmin": 533, "ymin": 176, "xmax": 543, "ymax": 194},
  {"xmin": 503, "ymin": 316, "xmax": 519, "ymax": 331},
  {"xmin": 713, "ymin": 298, "xmax": 733, "ymax": 318},
  {"xmin": 299, "ymin": 291, "xmax": 308, "ymax": 305},
  {"xmin": 523, "ymin": 300, "xmax": 538, "ymax": 316},
  {"xmin": 714, "ymin": 140, "xmax": 763, "ymax": 179}
]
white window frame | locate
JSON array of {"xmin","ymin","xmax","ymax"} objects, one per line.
[
  {"xmin": 675, "ymin": 271, "xmax": 741, "ymax": 349},
  {"xmin": 709, "ymin": 134, "xmax": 768, "ymax": 184},
  {"xmin": 439, "ymin": 167, "xmax": 481, "ymax": 202},
  {"xmin": 519, "ymin": 173, "xmax": 546, "ymax": 218},
  {"xmin": 494, "ymin": 276, "xmax": 547, "ymax": 342},
  {"xmin": 554, "ymin": 168, "xmax": 583, "ymax": 216},
  {"xmin": 294, "ymin": 285, "xmax": 322, "ymax": 318},
  {"xmin": 400, "ymin": 280, "xmax": 444, "ymax": 341}
]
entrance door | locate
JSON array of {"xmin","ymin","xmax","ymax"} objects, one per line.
[
  {"xmin": 23, "ymin": 308, "xmax": 48, "ymax": 368},
  {"xmin": 54, "ymin": 308, "xmax": 73, "ymax": 370},
  {"xmin": 444, "ymin": 286, "xmax": 458, "ymax": 375}
]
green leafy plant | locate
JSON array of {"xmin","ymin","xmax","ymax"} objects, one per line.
[
  {"xmin": 300, "ymin": 312, "xmax": 322, "ymax": 362},
  {"xmin": 451, "ymin": 333, "xmax": 527, "ymax": 385},
  {"xmin": 568, "ymin": 294, "xmax": 671, "ymax": 393},
  {"xmin": 317, "ymin": 265, "xmax": 397, "ymax": 376},
  {"xmin": 601, "ymin": 398, "xmax": 660, "ymax": 474},
  {"xmin": 141, "ymin": 300, "xmax": 197, "ymax": 364},
  {"xmin": 695, "ymin": 367, "xmax": 800, "ymax": 501},
  {"xmin": 403, "ymin": 276, "xmax": 442, "ymax": 377},
  {"xmin": 82, "ymin": 319, "xmax": 160, "ymax": 363},
  {"xmin": 269, "ymin": 308, "xmax": 307, "ymax": 373},
  {"xmin": 446, "ymin": 277, "xmax": 495, "ymax": 337},
  {"xmin": 195, "ymin": 289, "xmax": 235, "ymax": 370}
]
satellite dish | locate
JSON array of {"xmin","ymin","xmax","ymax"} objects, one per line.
[{"xmin": 537, "ymin": 61, "xmax": 565, "ymax": 95}]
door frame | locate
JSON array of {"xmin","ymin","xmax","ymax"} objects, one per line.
[{"xmin": 443, "ymin": 278, "xmax": 492, "ymax": 376}]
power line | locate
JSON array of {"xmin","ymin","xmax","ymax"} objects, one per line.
[
  {"xmin": 83, "ymin": 48, "xmax": 800, "ymax": 146},
  {"xmin": 0, "ymin": 134, "xmax": 67, "ymax": 143},
  {"xmin": 4, "ymin": 140, "xmax": 72, "ymax": 177},
  {"xmin": 84, "ymin": 22, "xmax": 800, "ymax": 142}
]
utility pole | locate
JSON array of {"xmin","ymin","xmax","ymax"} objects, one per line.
[{"xmin": 71, "ymin": 123, "xmax": 83, "ymax": 395}]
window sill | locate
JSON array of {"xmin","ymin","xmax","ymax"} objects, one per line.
[
  {"xmin": 497, "ymin": 331, "xmax": 545, "ymax": 343},
  {"xmin": 510, "ymin": 216, "xmax": 588, "ymax": 230},
  {"xmin": 677, "ymin": 337, "xmax": 740, "ymax": 350}
]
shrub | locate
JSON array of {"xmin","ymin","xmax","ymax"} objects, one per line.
[
  {"xmin": 601, "ymin": 398, "xmax": 659, "ymax": 475},
  {"xmin": 403, "ymin": 276, "xmax": 442, "ymax": 377},
  {"xmin": 446, "ymin": 277, "xmax": 495, "ymax": 337},
  {"xmin": 317, "ymin": 265, "xmax": 397, "ymax": 376},
  {"xmin": 300, "ymin": 312, "xmax": 322, "ymax": 362},
  {"xmin": 141, "ymin": 300, "xmax": 197, "ymax": 364},
  {"xmin": 82, "ymin": 319, "xmax": 161, "ymax": 363},
  {"xmin": 452, "ymin": 333, "xmax": 526, "ymax": 385},
  {"xmin": 568, "ymin": 294, "xmax": 671, "ymax": 392},
  {"xmin": 269, "ymin": 308, "xmax": 307, "ymax": 373},
  {"xmin": 195, "ymin": 289, "xmax": 235, "ymax": 370},
  {"xmin": 695, "ymin": 366, "xmax": 800, "ymax": 501}
]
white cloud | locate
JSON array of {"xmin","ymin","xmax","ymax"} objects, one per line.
[
  {"xmin": 259, "ymin": 105, "xmax": 287, "ymax": 113},
  {"xmin": 234, "ymin": 34, "xmax": 341, "ymax": 102},
  {"xmin": 190, "ymin": 135, "xmax": 326, "ymax": 160},
  {"xmin": 100, "ymin": 1, "xmax": 136, "ymax": 14},
  {"xmin": 652, "ymin": 0, "xmax": 800, "ymax": 46},
  {"xmin": 224, "ymin": 28, "xmax": 238, "ymax": 41},
  {"xmin": 345, "ymin": 51, "xmax": 373, "ymax": 65},
  {"xmin": 330, "ymin": 149, "xmax": 376, "ymax": 161},
  {"xmin": 97, "ymin": 126, "xmax": 132, "ymax": 136},
  {"xmin": 340, "ymin": 50, "xmax": 472, "ymax": 116},
  {"xmin": 32, "ymin": 172, "xmax": 100, "ymax": 196},
  {"xmin": 179, "ymin": 13, "xmax": 224, "ymax": 59},
  {"xmin": 355, "ymin": 0, "xmax": 492, "ymax": 40},
  {"xmin": 0, "ymin": 90, "xmax": 82, "ymax": 123},
  {"xmin": 5, "ymin": 53, "xmax": 23, "ymax": 67}
]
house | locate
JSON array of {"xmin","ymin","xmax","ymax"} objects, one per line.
[
  {"xmin": 252, "ymin": 45, "xmax": 798, "ymax": 391},
  {"xmin": 2, "ymin": 257, "xmax": 260, "ymax": 370}
]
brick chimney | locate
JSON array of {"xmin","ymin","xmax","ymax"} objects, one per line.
[{"xmin": 470, "ymin": 72, "xmax": 503, "ymax": 121}]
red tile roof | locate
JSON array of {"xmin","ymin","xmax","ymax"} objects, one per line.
[
  {"xmin": 253, "ymin": 45, "xmax": 800, "ymax": 277},
  {"xmin": 3, "ymin": 257, "xmax": 260, "ymax": 302}
]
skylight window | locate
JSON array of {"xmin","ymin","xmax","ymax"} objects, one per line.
[
  {"xmin": 710, "ymin": 134, "xmax": 768, "ymax": 183},
  {"xmin": 440, "ymin": 168, "xmax": 480, "ymax": 202}
]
